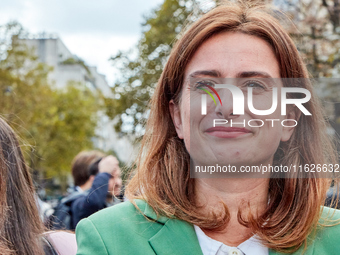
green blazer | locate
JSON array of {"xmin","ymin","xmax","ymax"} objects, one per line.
[{"xmin": 76, "ymin": 200, "xmax": 340, "ymax": 255}]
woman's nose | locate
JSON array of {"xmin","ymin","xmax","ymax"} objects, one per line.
[{"xmin": 214, "ymin": 88, "xmax": 240, "ymax": 119}]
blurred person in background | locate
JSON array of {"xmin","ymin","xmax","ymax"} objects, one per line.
[
  {"xmin": 0, "ymin": 117, "xmax": 77, "ymax": 255},
  {"xmin": 70, "ymin": 152, "xmax": 121, "ymax": 229},
  {"xmin": 51, "ymin": 150, "xmax": 105, "ymax": 230},
  {"xmin": 51, "ymin": 151, "xmax": 121, "ymax": 230},
  {"xmin": 71, "ymin": 151, "xmax": 106, "ymax": 194},
  {"xmin": 106, "ymin": 170, "xmax": 123, "ymax": 206}
]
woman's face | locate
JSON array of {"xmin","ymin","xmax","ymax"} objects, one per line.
[{"xmin": 170, "ymin": 32, "xmax": 296, "ymax": 169}]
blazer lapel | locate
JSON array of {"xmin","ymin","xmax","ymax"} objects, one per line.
[
  {"xmin": 142, "ymin": 202, "xmax": 203, "ymax": 255},
  {"xmin": 148, "ymin": 218, "xmax": 203, "ymax": 255},
  {"xmin": 140, "ymin": 202, "xmax": 317, "ymax": 255},
  {"xmin": 138, "ymin": 201, "xmax": 332, "ymax": 255}
]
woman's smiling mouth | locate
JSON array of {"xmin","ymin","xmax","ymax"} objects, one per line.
[{"xmin": 205, "ymin": 127, "xmax": 252, "ymax": 138}]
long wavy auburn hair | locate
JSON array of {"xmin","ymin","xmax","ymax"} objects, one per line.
[
  {"xmin": 126, "ymin": 1, "xmax": 338, "ymax": 253},
  {"xmin": 0, "ymin": 117, "xmax": 45, "ymax": 255}
]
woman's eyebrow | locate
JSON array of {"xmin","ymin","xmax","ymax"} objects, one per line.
[
  {"xmin": 189, "ymin": 70, "xmax": 222, "ymax": 78},
  {"xmin": 188, "ymin": 70, "xmax": 273, "ymax": 78},
  {"xmin": 236, "ymin": 71, "xmax": 273, "ymax": 78}
]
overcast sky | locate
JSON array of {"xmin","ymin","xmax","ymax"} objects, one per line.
[{"xmin": 0, "ymin": 0, "xmax": 164, "ymax": 84}]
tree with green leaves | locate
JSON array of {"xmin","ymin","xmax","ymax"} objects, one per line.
[
  {"xmin": 279, "ymin": 0, "xmax": 340, "ymax": 134},
  {"xmin": 279, "ymin": 0, "xmax": 340, "ymax": 78},
  {"xmin": 106, "ymin": 0, "xmax": 203, "ymax": 138},
  {"xmin": 0, "ymin": 22, "xmax": 102, "ymax": 191}
]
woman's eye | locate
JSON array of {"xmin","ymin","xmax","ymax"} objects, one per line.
[
  {"xmin": 244, "ymin": 81, "xmax": 266, "ymax": 89},
  {"xmin": 195, "ymin": 80, "xmax": 215, "ymax": 89}
]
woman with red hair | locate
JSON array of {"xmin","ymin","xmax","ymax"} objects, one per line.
[{"xmin": 76, "ymin": 2, "xmax": 340, "ymax": 254}]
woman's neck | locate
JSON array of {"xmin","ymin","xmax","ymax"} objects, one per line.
[{"xmin": 195, "ymin": 178, "xmax": 269, "ymax": 246}]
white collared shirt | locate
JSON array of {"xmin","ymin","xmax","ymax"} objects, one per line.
[{"xmin": 194, "ymin": 225, "xmax": 269, "ymax": 255}]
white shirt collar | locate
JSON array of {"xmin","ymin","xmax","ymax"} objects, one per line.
[
  {"xmin": 194, "ymin": 225, "xmax": 269, "ymax": 255},
  {"xmin": 75, "ymin": 186, "xmax": 84, "ymax": 193}
]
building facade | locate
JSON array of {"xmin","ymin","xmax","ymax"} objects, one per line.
[{"xmin": 21, "ymin": 35, "xmax": 135, "ymax": 163}]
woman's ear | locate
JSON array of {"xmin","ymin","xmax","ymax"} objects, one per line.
[
  {"xmin": 169, "ymin": 99, "xmax": 184, "ymax": 139},
  {"xmin": 281, "ymin": 106, "xmax": 302, "ymax": 142}
]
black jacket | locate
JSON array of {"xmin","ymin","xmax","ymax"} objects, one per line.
[{"xmin": 71, "ymin": 172, "xmax": 111, "ymax": 229}]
